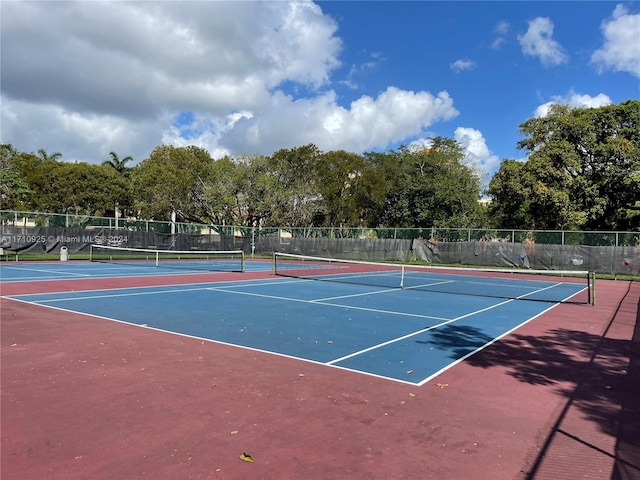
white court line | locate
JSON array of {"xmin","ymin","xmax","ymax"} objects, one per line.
[
  {"xmin": 0, "ymin": 269, "xmax": 203, "ymax": 283},
  {"xmin": 326, "ymin": 297, "xmax": 516, "ymax": 365},
  {"xmin": 4, "ymin": 274, "xmax": 299, "ymax": 297},
  {"xmin": 10, "ymin": 278, "xmax": 301, "ymax": 303},
  {"xmin": 309, "ymin": 280, "xmax": 455, "ymax": 301},
  {"xmin": 0, "ymin": 262, "xmax": 255, "ymax": 283},
  {"xmin": 24, "ymin": 286, "xmax": 220, "ymax": 303},
  {"xmin": 205, "ymin": 285, "xmax": 451, "ymax": 322},
  {"xmin": 6, "ymin": 275, "xmax": 579, "ymax": 386},
  {"xmin": 515, "ymin": 282, "xmax": 564, "ymax": 299},
  {"xmin": 4, "ymin": 296, "xmax": 422, "ymax": 386},
  {"xmin": 9, "ymin": 279, "xmax": 450, "ymax": 321},
  {"xmin": 1, "ymin": 265, "xmax": 92, "ymax": 277},
  {"xmin": 415, "ymin": 302, "xmax": 560, "ymax": 386},
  {"xmin": 311, "ymin": 287, "xmax": 405, "ymax": 302}
]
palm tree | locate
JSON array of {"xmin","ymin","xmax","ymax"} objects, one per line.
[
  {"xmin": 102, "ymin": 151, "xmax": 133, "ymax": 177},
  {"xmin": 36, "ymin": 148, "xmax": 62, "ymax": 162}
]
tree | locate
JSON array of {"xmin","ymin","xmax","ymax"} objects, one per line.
[
  {"xmin": 489, "ymin": 100, "xmax": 640, "ymax": 230},
  {"xmin": 487, "ymin": 158, "xmax": 576, "ymax": 229},
  {"xmin": 52, "ymin": 162, "xmax": 130, "ymax": 216},
  {"xmin": 8, "ymin": 150, "xmax": 130, "ymax": 216},
  {"xmin": 233, "ymin": 155, "xmax": 278, "ymax": 228},
  {"xmin": 102, "ymin": 151, "xmax": 133, "ymax": 177},
  {"xmin": 314, "ymin": 150, "xmax": 385, "ymax": 227},
  {"xmin": 367, "ymin": 139, "xmax": 485, "ymax": 228},
  {"xmin": 266, "ymin": 144, "xmax": 322, "ymax": 226},
  {"xmin": 0, "ymin": 144, "xmax": 33, "ymax": 210},
  {"xmin": 131, "ymin": 145, "xmax": 215, "ymax": 223},
  {"xmin": 36, "ymin": 148, "xmax": 62, "ymax": 162}
]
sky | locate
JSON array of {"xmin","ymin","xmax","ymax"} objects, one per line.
[{"xmin": 1, "ymin": 1, "xmax": 639, "ymax": 183}]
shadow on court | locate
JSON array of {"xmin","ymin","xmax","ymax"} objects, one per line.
[
  {"xmin": 459, "ymin": 282, "xmax": 640, "ymax": 480},
  {"xmin": 415, "ymin": 325, "xmax": 494, "ymax": 360}
]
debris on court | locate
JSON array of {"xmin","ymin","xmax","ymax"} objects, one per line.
[{"xmin": 240, "ymin": 452, "xmax": 254, "ymax": 463}]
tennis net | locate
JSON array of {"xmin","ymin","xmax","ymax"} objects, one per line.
[
  {"xmin": 90, "ymin": 245, "xmax": 245, "ymax": 272},
  {"xmin": 273, "ymin": 252, "xmax": 594, "ymax": 304}
]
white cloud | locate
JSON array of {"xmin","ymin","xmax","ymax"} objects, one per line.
[
  {"xmin": 518, "ymin": 17, "xmax": 568, "ymax": 66},
  {"xmin": 591, "ymin": 5, "xmax": 640, "ymax": 78},
  {"xmin": 494, "ymin": 20, "xmax": 510, "ymax": 36},
  {"xmin": 0, "ymin": 1, "xmax": 460, "ymax": 163},
  {"xmin": 491, "ymin": 20, "xmax": 510, "ymax": 49},
  {"xmin": 409, "ymin": 127, "xmax": 500, "ymax": 180},
  {"xmin": 454, "ymin": 127, "xmax": 500, "ymax": 178},
  {"xmin": 450, "ymin": 59, "xmax": 476, "ymax": 73},
  {"xmin": 163, "ymin": 87, "xmax": 459, "ymax": 157},
  {"xmin": 341, "ymin": 51, "xmax": 385, "ymax": 89},
  {"xmin": 534, "ymin": 91, "xmax": 612, "ymax": 117},
  {"xmin": 0, "ymin": 97, "xmax": 163, "ymax": 163},
  {"xmin": 491, "ymin": 37, "xmax": 506, "ymax": 50}
]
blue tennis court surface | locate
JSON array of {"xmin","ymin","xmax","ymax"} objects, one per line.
[
  {"xmin": 3, "ymin": 261, "xmax": 587, "ymax": 385},
  {"xmin": 0, "ymin": 259, "xmax": 272, "ymax": 282}
]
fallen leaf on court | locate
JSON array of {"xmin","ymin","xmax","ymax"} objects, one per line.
[
  {"xmin": 11, "ymin": 343, "xmax": 17, "ymax": 347},
  {"xmin": 230, "ymin": 430, "xmax": 238, "ymax": 435},
  {"xmin": 409, "ymin": 392, "xmax": 416, "ymax": 397},
  {"xmin": 298, "ymin": 373, "xmax": 305, "ymax": 377},
  {"xmin": 327, "ymin": 340, "xmax": 333, "ymax": 344},
  {"xmin": 436, "ymin": 383, "xmax": 449, "ymax": 389},
  {"xmin": 240, "ymin": 452, "xmax": 254, "ymax": 462},
  {"xmin": 406, "ymin": 370, "xmax": 413, "ymax": 374}
]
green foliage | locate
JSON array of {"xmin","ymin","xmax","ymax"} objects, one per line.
[
  {"xmin": 314, "ymin": 150, "xmax": 385, "ymax": 227},
  {"xmin": 5, "ymin": 100, "xmax": 637, "ymax": 232},
  {"xmin": 4, "ymin": 145, "xmax": 130, "ymax": 216},
  {"xmin": 234, "ymin": 155, "xmax": 278, "ymax": 228},
  {"xmin": 266, "ymin": 144, "xmax": 322, "ymax": 226},
  {"xmin": 36, "ymin": 148, "xmax": 62, "ymax": 162},
  {"xmin": 131, "ymin": 145, "xmax": 214, "ymax": 222},
  {"xmin": 102, "ymin": 151, "xmax": 133, "ymax": 177},
  {"xmin": 0, "ymin": 144, "xmax": 33, "ymax": 209},
  {"xmin": 367, "ymin": 138, "xmax": 485, "ymax": 228},
  {"xmin": 490, "ymin": 100, "xmax": 640, "ymax": 230}
]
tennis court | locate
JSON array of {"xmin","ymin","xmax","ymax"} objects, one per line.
[
  {"xmin": 2, "ymin": 255, "xmax": 589, "ymax": 385},
  {"xmin": 1, "ymin": 254, "xmax": 638, "ymax": 480},
  {"xmin": 0, "ymin": 248, "xmax": 255, "ymax": 282}
]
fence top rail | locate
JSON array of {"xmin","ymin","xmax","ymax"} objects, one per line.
[{"xmin": 1, "ymin": 210, "xmax": 639, "ymax": 246}]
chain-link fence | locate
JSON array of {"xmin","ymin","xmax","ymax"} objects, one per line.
[{"xmin": 1, "ymin": 210, "xmax": 639, "ymax": 275}]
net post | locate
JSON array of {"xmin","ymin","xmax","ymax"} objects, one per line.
[
  {"xmin": 272, "ymin": 252, "xmax": 277, "ymax": 275},
  {"xmin": 590, "ymin": 271, "xmax": 596, "ymax": 306},
  {"xmin": 89, "ymin": 244, "xmax": 94, "ymax": 262},
  {"xmin": 155, "ymin": 251, "xmax": 159, "ymax": 267},
  {"xmin": 400, "ymin": 265, "xmax": 405, "ymax": 289},
  {"xmin": 240, "ymin": 251, "xmax": 246, "ymax": 273}
]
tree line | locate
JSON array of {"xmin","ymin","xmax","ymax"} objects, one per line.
[{"xmin": 1, "ymin": 100, "xmax": 638, "ymax": 231}]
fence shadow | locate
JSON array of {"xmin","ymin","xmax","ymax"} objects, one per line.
[{"xmin": 419, "ymin": 285, "xmax": 640, "ymax": 480}]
